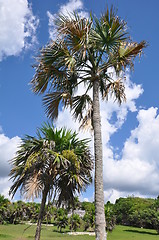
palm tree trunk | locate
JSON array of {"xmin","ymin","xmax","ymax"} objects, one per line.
[
  {"xmin": 93, "ymin": 79, "xmax": 107, "ymax": 240},
  {"xmin": 35, "ymin": 185, "xmax": 49, "ymax": 240}
]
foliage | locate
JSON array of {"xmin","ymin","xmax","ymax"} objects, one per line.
[
  {"xmin": 31, "ymin": 9, "xmax": 146, "ymax": 127},
  {"xmin": 9, "ymin": 123, "xmax": 93, "ymax": 208},
  {"xmin": 69, "ymin": 214, "xmax": 81, "ymax": 231},
  {"xmin": 0, "ymin": 195, "xmax": 11, "ymax": 224},
  {"xmin": 105, "ymin": 202, "xmax": 116, "ymax": 232},
  {"xmin": 1, "ymin": 194, "xmax": 159, "ymax": 234},
  {"xmin": 82, "ymin": 202, "xmax": 95, "ymax": 230},
  {"xmin": 54, "ymin": 208, "xmax": 68, "ymax": 232},
  {"xmin": 114, "ymin": 196, "xmax": 159, "ymax": 233}
]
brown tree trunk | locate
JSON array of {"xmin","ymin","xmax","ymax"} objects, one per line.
[
  {"xmin": 93, "ymin": 79, "xmax": 107, "ymax": 240},
  {"xmin": 35, "ymin": 185, "xmax": 49, "ymax": 240}
]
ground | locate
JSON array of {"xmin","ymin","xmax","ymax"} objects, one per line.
[{"xmin": 0, "ymin": 224, "xmax": 159, "ymax": 240}]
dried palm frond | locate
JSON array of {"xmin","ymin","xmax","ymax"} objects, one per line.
[
  {"xmin": 79, "ymin": 106, "xmax": 93, "ymax": 131},
  {"xmin": 23, "ymin": 171, "xmax": 43, "ymax": 200}
]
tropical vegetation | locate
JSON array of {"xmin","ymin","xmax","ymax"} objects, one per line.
[
  {"xmin": 1, "ymin": 194, "xmax": 159, "ymax": 235},
  {"xmin": 30, "ymin": 6, "xmax": 146, "ymax": 240},
  {"xmin": 9, "ymin": 123, "xmax": 93, "ymax": 240}
]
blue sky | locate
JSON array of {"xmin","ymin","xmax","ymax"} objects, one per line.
[{"xmin": 0, "ymin": 0, "xmax": 159, "ymax": 203}]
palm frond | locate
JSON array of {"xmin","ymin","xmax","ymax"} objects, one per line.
[
  {"xmin": 43, "ymin": 91, "xmax": 72, "ymax": 120},
  {"xmin": 79, "ymin": 106, "xmax": 93, "ymax": 131},
  {"xmin": 90, "ymin": 6, "xmax": 128, "ymax": 53},
  {"xmin": 54, "ymin": 12, "xmax": 92, "ymax": 58},
  {"xmin": 31, "ymin": 42, "xmax": 68, "ymax": 94},
  {"xmin": 22, "ymin": 171, "xmax": 43, "ymax": 200},
  {"xmin": 72, "ymin": 94, "xmax": 93, "ymax": 121},
  {"xmin": 103, "ymin": 78, "xmax": 126, "ymax": 104},
  {"xmin": 112, "ymin": 41, "xmax": 147, "ymax": 72}
]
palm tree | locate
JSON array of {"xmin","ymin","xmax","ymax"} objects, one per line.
[
  {"xmin": 0, "ymin": 195, "xmax": 10, "ymax": 224},
  {"xmin": 30, "ymin": 7, "xmax": 146, "ymax": 240},
  {"xmin": 54, "ymin": 208, "xmax": 68, "ymax": 232},
  {"xmin": 69, "ymin": 213, "xmax": 81, "ymax": 231},
  {"xmin": 9, "ymin": 123, "xmax": 92, "ymax": 240}
]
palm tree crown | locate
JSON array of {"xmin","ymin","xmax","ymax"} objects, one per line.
[
  {"xmin": 9, "ymin": 123, "xmax": 93, "ymax": 206},
  {"xmin": 31, "ymin": 7, "xmax": 146, "ymax": 126}
]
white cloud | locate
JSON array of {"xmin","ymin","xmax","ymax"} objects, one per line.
[
  {"xmin": 0, "ymin": 133, "xmax": 21, "ymax": 198},
  {"xmin": 47, "ymin": 0, "xmax": 88, "ymax": 39},
  {"xmin": 100, "ymin": 71, "xmax": 143, "ymax": 144},
  {"xmin": 0, "ymin": 0, "xmax": 39, "ymax": 60},
  {"xmin": 58, "ymin": 0, "xmax": 83, "ymax": 15},
  {"xmin": 104, "ymin": 189, "xmax": 126, "ymax": 204},
  {"xmin": 103, "ymin": 107, "xmax": 159, "ymax": 201},
  {"xmin": 0, "ymin": 177, "xmax": 11, "ymax": 200},
  {"xmin": 104, "ymin": 189, "xmax": 149, "ymax": 204}
]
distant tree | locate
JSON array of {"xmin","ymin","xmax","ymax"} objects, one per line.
[
  {"xmin": 9, "ymin": 123, "xmax": 93, "ymax": 240},
  {"xmin": 0, "ymin": 195, "xmax": 10, "ymax": 224},
  {"xmin": 25, "ymin": 202, "xmax": 40, "ymax": 223},
  {"xmin": 70, "ymin": 214, "xmax": 81, "ymax": 231},
  {"xmin": 114, "ymin": 196, "xmax": 159, "ymax": 233},
  {"xmin": 105, "ymin": 202, "xmax": 116, "ymax": 232},
  {"xmin": 44, "ymin": 202, "xmax": 56, "ymax": 224},
  {"xmin": 83, "ymin": 212, "xmax": 92, "ymax": 231},
  {"xmin": 54, "ymin": 208, "xmax": 68, "ymax": 232},
  {"xmin": 154, "ymin": 196, "xmax": 159, "ymax": 211},
  {"xmin": 10, "ymin": 201, "xmax": 25, "ymax": 224},
  {"xmin": 82, "ymin": 202, "xmax": 95, "ymax": 230},
  {"xmin": 115, "ymin": 197, "xmax": 136, "ymax": 225}
]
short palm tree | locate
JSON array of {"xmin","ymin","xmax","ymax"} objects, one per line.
[
  {"xmin": 31, "ymin": 7, "xmax": 146, "ymax": 240},
  {"xmin": 0, "ymin": 195, "xmax": 10, "ymax": 224},
  {"xmin": 9, "ymin": 123, "xmax": 92, "ymax": 240},
  {"xmin": 54, "ymin": 208, "xmax": 68, "ymax": 232}
]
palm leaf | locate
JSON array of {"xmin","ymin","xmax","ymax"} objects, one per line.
[
  {"xmin": 103, "ymin": 78, "xmax": 126, "ymax": 104},
  {"xmin": 112, "ymin": 41, "xmax": 147, "ymax": 72},
  {"xmin": 90, "ymin": 6, "xmax": 128, "ymax": 53},
  {"xmin": 43, "ymin": 91, "xmax": 72, "ymax": 120},
  {"xmin": 54, "ymin": 12, "xmax": 92, "ymax": 58},
  {"xmin": 72, "ymin": 94, "xmax": 92, "ymax": 121}
]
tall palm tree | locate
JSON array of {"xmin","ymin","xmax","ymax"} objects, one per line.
[
  {"xmin": 9, "ymin": 123, "xmax": 92, "ymax": 240},
  {"xmin": 30, "ymin": 7, "xmax": 146, "ymax": 240}
]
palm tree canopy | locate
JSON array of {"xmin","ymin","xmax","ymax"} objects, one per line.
[
  {"xmin": 9, "ymin": 123, "xmax": 93, "ymax": 207},
  {"xmin": 31, "ymin": 7, "xmax": 146, "ymax": 126}
]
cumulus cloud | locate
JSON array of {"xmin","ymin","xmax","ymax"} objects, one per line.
[
  {"xmin": 0, "ymin": 133, "xmax": 21, "ymax": 198},
  {"xmin": 0, "ymin": 0, "xmax": 39, "ymax": 60},
  {"xmin": 103, "ymin": 107, "xmax": 159, "ymax": 202},
  {"xmin": 47, "ymin": 0, "xmax": 88, "ymax": 39},
  {"xmin": 0, "ymin": 177, "xmax": 11, "ymax": 199}
]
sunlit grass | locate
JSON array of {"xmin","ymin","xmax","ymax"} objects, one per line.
[{"xmin": 0, "ymin": 224, "xmax": 158, "ymax": 240}]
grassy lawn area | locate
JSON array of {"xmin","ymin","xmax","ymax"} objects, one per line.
[
  {"xmin": 108, "ymin": 225, "xmax": 159, "ymax": 240},
  {"xmin": 0, "ymin": 224, "xmax": 158, "ymax": 240}
]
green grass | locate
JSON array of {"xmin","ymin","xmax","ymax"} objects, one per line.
[
  {"xmin": 0, "ymin": 224, "xmax": 158, "ymax": 240},
  {"xmin": 108, "ymin": 225, "xmax": 159, "ymax": 240}
]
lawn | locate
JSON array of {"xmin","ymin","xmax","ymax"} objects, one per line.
[{"xmin": 0, "ymin": 224, "xmax": 158, "ymax": 240}]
